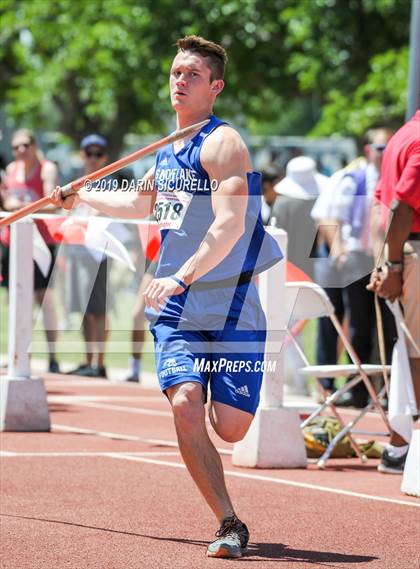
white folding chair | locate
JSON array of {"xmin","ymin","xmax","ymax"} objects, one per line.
[{"xmin": 285, "ymin": 281, "xmax": 391, "ymax": 468}]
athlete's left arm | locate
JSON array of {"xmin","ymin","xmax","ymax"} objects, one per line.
[
  {"xmin": 143, "ymin": 126, "xmax": 250, "ymax": 311},
  {"xmin": 183, "ymin": 125, "xmax": 250, "ymax": 278}
]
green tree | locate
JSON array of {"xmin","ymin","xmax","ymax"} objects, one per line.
[
  {"xmin": 0, "ymin": 0, "xmax": 293, "ymax": 153},
  {"xmin": 0, "ymin": 0, "xmax": 411, "ymax": 151},
  {"xmin": 279, "ymin": 0, "xmax": 411, "ymax": 136},
  {"xmin": 312, "ymin": 46, "xmax": 409, "ymax": 136}
]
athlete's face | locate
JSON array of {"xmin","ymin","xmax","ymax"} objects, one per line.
[{"xmin": 170, "ymin": 51, "xmax": 223, "ymax": 113}]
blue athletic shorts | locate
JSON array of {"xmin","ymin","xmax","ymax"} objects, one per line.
[{"xmin": 148, "ymin": 282, "xmax": 267, "ymax": 415}]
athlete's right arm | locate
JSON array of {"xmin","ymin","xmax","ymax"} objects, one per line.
[{"xmin": 50, "ymin": 166, "xmax": 156, "ymax": 219}]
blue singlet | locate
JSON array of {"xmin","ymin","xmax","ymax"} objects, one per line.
[{"xmin": 147, "ymin": 115, "xmax": 283, "ymax": 414}]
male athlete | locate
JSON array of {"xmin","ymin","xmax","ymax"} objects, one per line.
[{"xmin": 52, "ymin": 36, "xmax": 282, "ymax": 558}]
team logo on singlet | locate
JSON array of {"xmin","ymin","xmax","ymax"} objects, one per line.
[{"xmin": 154, "ymin": 167, "xmax": 215, "ymax": 193}]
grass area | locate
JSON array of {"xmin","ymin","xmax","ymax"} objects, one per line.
[
  {"xmin": 0, "ymin": 285, "xmax": 156, "ymax": 372},
  {"xmin": 1, "ymin": 282, "xmax": 321, "ymax": 378}
]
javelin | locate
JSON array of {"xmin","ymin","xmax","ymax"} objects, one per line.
[{"xmin": 0, "ymin": 119, "xmax": 209, "ymax": 229}]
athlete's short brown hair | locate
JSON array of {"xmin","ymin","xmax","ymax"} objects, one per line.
[{"xmin": 176, "ymin": 35, "xmax": 228, "ymax": 81}]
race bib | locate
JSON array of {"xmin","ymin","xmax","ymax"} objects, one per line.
[{"xmin": 154, "ymin": 191, "xmax": 193, "ymax": 230}]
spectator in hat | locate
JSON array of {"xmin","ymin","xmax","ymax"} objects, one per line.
[
  {"xmin": 271, "ymin": 156, "xmax": 328, "ymax": 280},
  {"xmin": 268, "ymin": 157, "xmax": 329, "ymax": 396},
  {"xmin": 66, "ymin": 134, "xmax": 111, "ymax": 378}
]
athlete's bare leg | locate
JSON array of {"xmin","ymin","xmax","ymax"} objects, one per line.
[
  {"xmin": 208, "ymin": 401, "xmax": 253, "ymax": 443},
  {"xmin": 167, "ymin": 381, "xmax": 252, "ymax": 522}
]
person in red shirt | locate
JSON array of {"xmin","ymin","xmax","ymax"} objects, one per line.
[
  {"xmin": 0, "ymin": 129, "xmax": 60, "ymax": 373},
  {"xmin": 369, "ymin": 110, "xmax": 420, "ymax": 474}
]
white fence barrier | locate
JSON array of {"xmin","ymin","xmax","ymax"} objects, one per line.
[
  {"xmin": 1, "ymin": 220, "xmax": 50, "ymax": 431},
  {"xmin": 232, "ymin": 228, "xmax": 307, "ymax": 468}
]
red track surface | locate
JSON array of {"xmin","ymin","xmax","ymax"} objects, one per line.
[{"xmin": 1, "ymin": 373, "xmax": 418, "ymax": 569}]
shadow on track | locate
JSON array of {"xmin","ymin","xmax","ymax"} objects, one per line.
[
  {"xmin": 245, "ymin": 542, "xmax": 378, "ymax": 564},
  {"xmin": 1, "ymin": 514, "xmax": 378, "ymax": 565}
]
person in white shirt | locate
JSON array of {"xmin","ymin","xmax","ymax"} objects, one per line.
[{"xmin": 311, "ymin": 129, "xmax": 396, "ymax": 407}]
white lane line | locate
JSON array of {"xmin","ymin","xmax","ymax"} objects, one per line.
[
  {"xmin": 51, "ymin": 423, "xmax": 233, "ymax": 455},
  {"xmin": 46, "ymin": 379, "xmax": 159, "ymax": 389},
  {"xmin": 51, "ymin": 399, "xmax": 216, "ymax": 430},
  {"xmin": 107, "ymin": 454, "xmax": 420, "ymax": 509},
  {"xmin": 46, "ymin": 380, "xmax": 112, "ymax": 387},
  {"xmin": 0, "ymin": 451, "xmax": 180, "ymax": 458},
  {"xmin": 2, "ymin": 442, "xmax": 416, "ymax": 508},
  {"xmin": 48, "ymin": 395, "xmax": 164, "ymax": 403},
  {"xmin": 52, "ymin": 423, "xmax": 141, "ymax": 441},
  {"xmin": 108, "ymin": 453, "xmax": 186, "ymax": 469},
  {"xmin": 47, "ymin": 379, "xmax": 112, "ymax": 387},
  {"xmin": 51, "ymin": 399, "xmax": 172, "ymax": 417}
]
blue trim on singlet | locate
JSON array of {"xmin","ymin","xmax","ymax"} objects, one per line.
[{"xmin": 153, "ymin": 114, "xmax": 282, "ymax": 283}]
